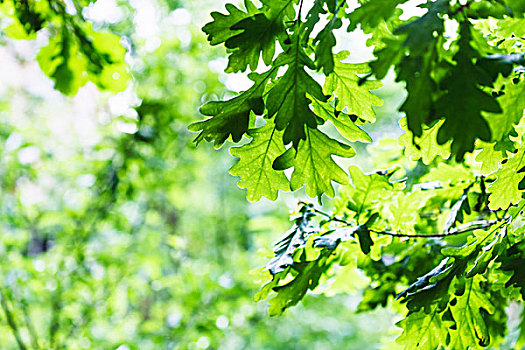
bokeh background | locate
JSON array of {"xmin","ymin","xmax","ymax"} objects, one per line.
[{"xmin": 0, "ymin": 0, "xmax": 408, "ymax": 348}]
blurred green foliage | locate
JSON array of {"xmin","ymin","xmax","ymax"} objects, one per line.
[{"xmin": 0, "ymin": 1, "xmax": 396, "ymax": 348}]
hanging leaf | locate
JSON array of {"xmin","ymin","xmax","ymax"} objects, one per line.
[
  {"xmin": 340, "ymin": 166, "xmax": 393, "ymax": 217},
  {"xmin": 347, "ymin": 0, "xmax": 409, "ymax": 32},
  {"xmin": 313, "ymin": 225, "xmax": 363, "ymax": 250},
  {"xmin": 202, "ymin": 0, "xmax": 297, "ymax": 72},
  {"xmin": 356, "ymin": 225, "xmax": 373, "ymax": 254},
  {"xmin": 266, "ymin": 203, "xmax": 319, "ymax": 275},
  {"xmin": 229, "ymin": 120, "xmax": 290, "ymax": 201},
  {"xmin": 189, "ymin": 70, "xmax": 274, "ymax": 147},
  {"xmin": 268, "ymin": 251, "xmax": 331, "ymax": 316},
  {"xmin": 435, "ymin": 22, "xmax": 501, "ymax": 161},
  {"xmin": 449, "ymin": 276, "xmax": 494, "ymax": 349},
  {"xmin": 310, "ymin": 96, "xmax": 372, "ymax": 143},
  {"xmin": 396, "ymin": 306, "xmax": 452, "ymax": 350},
  {"xmin": 289, "ymin": 128, "xmax": 356, "ymax": 198},
  {"xmin": 266, "ymin": 32, "xmax": 327, "ymax": 148},
  {"xmin": 399, "ymin": 118, "xmax": 450, "ymax": 165},
  {"xmin": 323, "ymin": 51, "xmax": 383, "ymax": 123},
  {"xmin": 394, "ymin": 0, "xmax": 449, "ymax": 54},
  {"xmin": 488, "ymin": 146, "xmax": 525, "ymax": 210}
]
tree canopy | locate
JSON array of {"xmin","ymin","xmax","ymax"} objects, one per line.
[
  {"xmin": 192, "ymin": 0, "xmax": 525, "ymax": 349},
  {"xmin": 1, "ymin": 0, "xmax": 525, "ymax": 349}
]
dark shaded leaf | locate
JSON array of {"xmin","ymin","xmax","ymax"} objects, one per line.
[
  {"xmin": 266, "ymin": 32, "xmax": 327, "ymax": 148},
  {"xmin": 313, "ymin": 225, "xmax": 362, "ymax": 250},
  {"xmin": 435, "ymin": 22, "xmax": 500, "ymax": 161},
  {"xmin": 266, "ymin": 204, "xmax": 319, "ymax": 275},
  {"xmin": 189, "ymin": 70, "xmax": 274, "ymax": 147},
  {"xmin": 394, "ymin": 0, "xmax": 449, "ymax": 54}
]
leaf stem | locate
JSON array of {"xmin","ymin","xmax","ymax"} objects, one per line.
[
  {"xmin": 449, "ymin": 0, "xmax": 474, "ymax": 18},
  {"xmin": 334, "ymin": 0, "xmax": 347, "ymax": 14},
  {"xmin": 296, "ymin": 0, "xmax": 305, "ymax": 24},
  {"xmin": 304, "ymin": 205, "xmax": 349, "ymax": 225}
]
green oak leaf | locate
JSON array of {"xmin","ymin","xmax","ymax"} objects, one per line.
[
  {"xmin": 229, "ymin": 120, "xmax": 290, "ymax": 201},
  {"xmin": 266, "ymin": 203, "xmax": 319, "ymax": 275},
  {"xmin": 340, "ymin": 166, "xmax": 393, "ymax": 217},
  {"xmin": 225, "ymin": 13, "xmax": 279, "ymax": 72},
  {"xmin": 347, "ymin": 0, "xmax": 409, "ymax": 32},
  {"xmin": 436, "ymin": 22, "xmax": 501, "ymax": 161},
  {"xmin": 313, "ymin": 16, "xmax": 342, "ymax": 74},
  {"xmin": 442, "ymin": 236, "xmax": 481, "ymax": 259},
  {"xmin": 366, "ymin": 13, "xmax": 405, "ymax": 79},
  {"xmin": 268, "ymin": 251, "xmax": 330, "ymax": 316},
  {"xmin": 475, "ymin": 142, "xmax": 505, "ymax": 176},
  {"xmin": 498, "ymin": 242, "xmax": 525, "ymax": 300},
  {"xmin": 394, "ymin": 0, "xmax": 449, "ymax": 54},
  {"xmin": 370, "ymin": 39, "xmax": 405, "ymax": 80},
  {"xmin": 310, "ymin": 96, "xmax": 372, "ymax": 143},
  {"xmin": 37, "ymin": 26, "xmax": 129, "ymax": 95},
  {"xmin": 399, "ymin": 118, "xmax": 450, "ymax": 165},
  {"xmin": 384, "ymin": 190, "xmax": 433, "ymax": 234},
  {"xmin": 38, "ymin": 33, "xmax": 84, "ymax": 95},
  {"xmin": 396, "ymin": 257, "xmax": 455, "ymax": 309},
  {"xmin": 449, "ymin": 276, "xmax": 494, "ymax": 349},
  {"xmin": 266, "ymin": 33, "xmax": 327, "ymax": 148},
  {"xmin": 421, "ymin": 163, "xmax": 474, "ymax": 187},
  {"xmin": 486, "ymin": 80, "xmax": 525, "ymax": 142},
  {"xmin": 202, "ymin": 0, "xmax": 297, "ymax": 72},
  {"xmin": 202, "ymin": 2, "xmax": 257, "ymax": 45},
  {"xmin": 323, "ymin": 51, "xmax": 383, "ymax": 123},
  {"xmin": 497, "ymin": 18, "xmax": 525, "ymax": 37},
  {"xmin": 313, "ymin": 225, "xmax": 361, "ymax": 250},
  {"xmin": 488, "ymin": 146, "xmax": 525, "ymax": 210},
  {"xmin": 466, "ymin": 226, "xmax": 507, "ymax": 278},
  {"xmin": 189, "ymin": 70, "xmax": 274, "ymax": 147},
  {"xmin": 303, "ymin": 0, "xmax": 325, "ymax": 41},
  {"xmin": 88, "ymin": 30, "xmax": 130, "ymax": 93},
  {"xmin": 307, "ymin": 0, "xmax": 344, "ymax": 74},
  {"xmin": 396, "ymin": 306, "xmax": 452, "ymax": 350},
  {"xmin": 290, "ymin": 128, "xmax": 356, "ymax": 198},
  {"xmin": 396, "ymin": 47, "xmax": 438, "ymax": 137}
]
